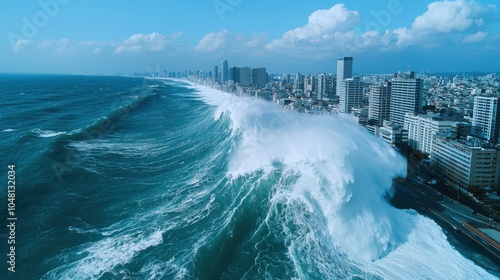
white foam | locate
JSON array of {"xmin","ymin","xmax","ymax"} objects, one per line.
[
  {"xmin": 43, "ymin": 231, "xmax": 163, "ymax": 279},
  {"xmin": 32, "ymin": 128, "xmax": 66, "ymax": 138},
  {"xmin": 68, "ymin": 226, "xmax": 100, "ymax": 235},
  {"xmin": 139, "ymin": 258, "xmax": 188, "ymax": 280},
  {"xmin": 192, "ymin": 84, "xmax": 497, "ymax": 278},
  {"xmin": 2, "ymin": 128, "xmax": 15, "ymax": 132}
]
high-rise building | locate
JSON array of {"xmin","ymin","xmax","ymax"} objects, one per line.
[
  {"xmin": 238, "ymin": 66, "xmax": 251, "ymax": 86},
  {"xmin": 317, "ymin": 74, "xmax": 327, "ymax": 100},
  {"xmin": 213, "ymin": 65, "xmax": 219, "ymax": 84},
  {"xmin": 294, "ymin": 73, "xmax": 305, "ymax": 92},
  {"xmin": 404, "ymin": 113, "xmax": 457, "ymax": 157},
  {"xmin": 305, "ymin": 75, "xmax": 316, "ymax": 96},
  {"xmin": 229, "ymin": 66, "xmax": 251, "ymax": 86},
  {"xmin": 317, "ymin": 74, "xmax": 335, "ymax": 100},
  {"xmin": 338, "ymin": 77, "xmax": 364, "ymax": 114},
  {"xmin": 222, "ymin": 60, "xmax": 229, "ymax": 84},
  {"xmin": 472, "ymin": 96, "xmax": 500, "ymax": 144},
  {"xmin": 229, "ymin": 67, "xmax": 236, "ymax": 82},
  {"xmin": 283, "ymin": 73, "xmax": 291, "ymax": 84},
  {"xmin": 368, "ymin": 82, "xmax": 391, "ymax": 126},
  {"xmin": 389, "ymin": 71, "xmax": 423, "ymax": 126},
  {"xmin": 332, "ymin": 77, "xmax": 337, "ymax": 97},
  {"xmin": 336, "ymin": 57, "xmax": 353, "ymax": 97},
  {"xmin": 252, "ymin": 67, "xmax": 267, "ymax": 86}
]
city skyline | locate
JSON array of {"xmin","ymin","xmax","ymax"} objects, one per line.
[{"xmin": 1, "ymin": 0, "xmax": 500, "ymax": 74}]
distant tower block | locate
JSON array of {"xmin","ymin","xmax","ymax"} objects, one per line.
[
  {"xmin": 336, "ymin": 57, "xmax": 353, "ymax": 97},
  {"xmin": 222, "ymin": 60, "xmax": 228, "ymax": 84},
  {"xmin": 213, "ymin": 65, "xmax": 219, "ymax": 84}
]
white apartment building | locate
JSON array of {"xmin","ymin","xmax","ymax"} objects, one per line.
[
  {"xmin": 390, "ymin": 71, "xmax": 423, "ymax": 126},
  {"xmin": 368, "ymin": 82, "xmax": 391, "ymax": 126},
  {"xmin": 376, "ymin": 120, "xmax": 408, "ymax": 149},
  {"xmin": 432, "ymin": 136, "xmax": 500, "ymax": 191},
  {"xmin": 472, "ymin": 96, "xmax": 500, "ymax": 144},
  {"xmin": 338, "ymin": 77, "xmax": 364, "ymax": 114},
  {"xmin": 405, "ymin": 113, "xmax": 457, "ymax": 157}
]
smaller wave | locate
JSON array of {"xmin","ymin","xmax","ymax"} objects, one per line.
[
  {"xmin": 68, "ymin": 226, "xmax": 101, "ymax": 235},
  {"xmin": 60, "ymin": 92, "xmax": 160, "ymax": 142},
  {"xmin": 68, "ymin": 140, "xmax": 157, "ymax": 158},
  {"xmin": 2, "ymin": 129, "xmax": 15, "ymax": 132},
  {"xmin": 32, "ymin": 128, "xmax": 66, "ymax": 138},
  {"xmin": 43, "ymin": 230, "xmax": 163, "ymax": 279}
]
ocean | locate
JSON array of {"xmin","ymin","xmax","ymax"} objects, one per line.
[{"xmin": 0, "ymin": 74, "xmax": 498, "ymax": 279}]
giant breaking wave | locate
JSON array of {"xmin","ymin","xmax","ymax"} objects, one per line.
[{"xmin": 189, "ymin": 82, "xmax": 495, "ymax": 279}]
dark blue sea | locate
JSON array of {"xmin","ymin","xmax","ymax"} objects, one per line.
[{"xmin": 0, "ymin": 74, "xmax": 499, "ymax": 279}]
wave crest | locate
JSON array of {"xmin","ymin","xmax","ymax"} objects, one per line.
[{"xmin": 194, "ymin": 84, "xmax": 406, "ymax": 261}]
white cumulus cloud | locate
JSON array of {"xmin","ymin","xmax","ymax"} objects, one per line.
[
  {"xmin": 412, "ymin": 0, "xmax": 497, "ymax": 33},
  {"xmin": 195, "ymin": 29, "xmax": 267, "ymax": 54},
  {"xmin": 115, "ymin": 32, "xmax": 182, "ymax": 53},
  {"xmin": 266, "ymin": 4, "xmax": 360, "ymax": 50},
  {"xmin": 37, "ymin": 39, "xmax": 77, "ymax": 54},
  {"xmin": 463, "ymin": 31, "xmax": 488, "ymax": 43},
  {"xmin": 12, "ymin": 39, "xmax": 32, "ymax": 52},
  {"xmin": 195, "ymin": 29, "xmax": 229, "ymax": 52},
  {"xmin": 261, "ymin": 1, "xmax": 498, "ymax": 57},
  {"xmin": 355, "ymin": 0, "xmax": 498, "ymax": 52},
  {"xmin": 19, "ymin": 32, "xmax": 183, "ymax": 56},
  {"xmin": 91, "ymin": 48, "xmax": 103, "ymax": 55}
]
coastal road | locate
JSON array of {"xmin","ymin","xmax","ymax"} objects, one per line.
[{"xmin": 391, "ymin": 176, "xmax": 500, "ymax": 261}]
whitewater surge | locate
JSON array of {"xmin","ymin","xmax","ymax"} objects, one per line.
[{"xmin": 190, "ymin": 82, "xmax": 496, "ymax": 279}]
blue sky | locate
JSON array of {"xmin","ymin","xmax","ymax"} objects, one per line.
[{"xmin": 1, "ymin": 0, "xmax": 499, "ymax": 74}]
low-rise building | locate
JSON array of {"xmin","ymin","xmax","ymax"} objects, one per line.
[{"xmin": 377, "ymin": 121, "xmax": 408, "ymax": 149}]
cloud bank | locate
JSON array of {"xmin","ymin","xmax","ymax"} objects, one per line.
[{"xmin": 8, "ymin": 0, "xmax": 500, "ymax": 70}]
